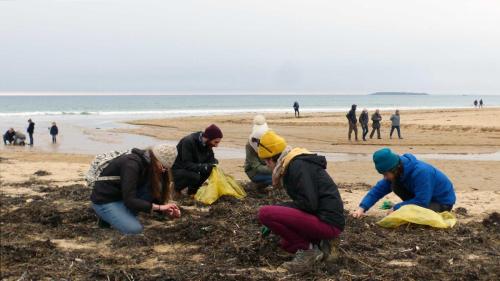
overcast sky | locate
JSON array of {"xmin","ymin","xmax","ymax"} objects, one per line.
[{"xmin": 1, "ymin": 0, "xmax": 499, "ymax": 94}]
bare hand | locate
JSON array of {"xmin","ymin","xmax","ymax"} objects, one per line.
[
  {"xmin": 386, "ymin": 208, "xmax": 394, "ymax": 215},
  {"xmin": 352, "ymin": 207, "xmax": 366, "ymax": 219},
  {"xmin": 159, "ymin": 203, "xmax": 181, "ymax": 219}
]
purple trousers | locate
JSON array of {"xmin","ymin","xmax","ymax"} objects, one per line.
[{"xmin": 258, "ymin": 205, "xmax": 342, "ymax": 253}]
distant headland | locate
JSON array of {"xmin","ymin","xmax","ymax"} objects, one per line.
[{"xmin": 370, "ymin": 92, "xmax": 429, "ymax": 96}]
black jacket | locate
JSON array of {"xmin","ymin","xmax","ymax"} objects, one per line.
[
  {"xmin": 90, "ymin": 149, "xmax": 156, "ymax": 213},
  {"xmin": 346, "ymin": 109, "xmax": 357, "ymax": 124},
  {"xmin": 50, "ymin": 125, "xmax": 58, "ymax": 135},
  {"xmin": 27, "ymin": 122, "xmax": 35, "ymax": 134},
  {"xmin": 371, "ymin": 113, "xmax": 382, "ymax": 128},
  {"xmin": 282, "ymin": 154, "xmax": 345, "ymax": 230},
  {"xmin": 4, "ymin": 130, "xmax": 15, "ymax": 142},
  {"xmin": 172, "ymin": 132, "xmax": 218, "ymax": 172},
  {"xmin": 359, "ymin": 112, "xmax": 369, "ymax": 126}
]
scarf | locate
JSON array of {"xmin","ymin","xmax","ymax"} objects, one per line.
[{"xmin": 272, "ymin": 146, "xmax": 312, "ymax": 188}]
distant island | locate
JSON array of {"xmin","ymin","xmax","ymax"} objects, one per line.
[{"xmin": 370, "ymin": 92, "xmax": 429, "ymax": 96}]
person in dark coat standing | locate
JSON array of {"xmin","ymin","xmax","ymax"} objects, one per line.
[
  {"xmin": 369, "ymin": 109, "xmax": 382, "ymax": 139},
  {"xmin": 359, "ymin": 109, "xmax": 369, "ymax": 141},
  {"xmin": 474, "ymin": 100, "xmax": 478, "ymax": 108},
  {"xmin": 49, "ymin": 122, "xmax": 59, "ymax": 144},
  {"xmin": 3, "ymin": 128, "xmax": 16, "ymax": 145},
  {"xmin": 479, "ymin": 99, "xmax": 484, "ymax": 108},
  {"xmin": 172, "ymin": 124, "xmax": 223, "ymax": 196},
  {"xmin": 293, "ymin": 101, "xmax": 300, "ymax": 118},
  {"xmin": 257, "ymin": 131, "xmax": 345, "ymax": 272},
  {"xmin": 346, "ymin": 104, "xmax": 358, "ymax": 141},
  {"xmin": 27, "ymin": 119, "xmax": 35, "ymax": 146}
]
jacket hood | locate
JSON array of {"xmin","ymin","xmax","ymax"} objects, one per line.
[
  {"xmin": 400, "ymin": 153, "xmax": 418, "ymax": 181},
  {"xmin": 293, "ymin": 154, "xmax": 327, "ymax": 169},
  {"xmin": 131, "ymin": 148, "xmax": 151, "ymax": 165}
]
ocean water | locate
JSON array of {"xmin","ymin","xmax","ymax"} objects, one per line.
[{"xmin": 1, "ymin": 94, "xmax": 498, "ymax": 117}]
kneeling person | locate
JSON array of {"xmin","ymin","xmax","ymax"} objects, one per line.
[
  {"xmin": 245, "ymin": 115, "xmax": 272, "ymax": 188},
  {"xmin": 90, "ymin": 144, "xmax": 181, "ymax": 235},
  {"xmin": 257, "ymin": 131, "xmax": 345, "ymax": 271},
  {"xmin": 353, "ymin": 148, "xmax": 456, "ymax": 218},
  {"xmin": 172, "ymin": 124, "xmax": 222, "ymax": 196}
]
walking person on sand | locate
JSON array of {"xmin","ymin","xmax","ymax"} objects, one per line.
[
  {"xmin": 474, "ymin": 100, "xmax": 478, "ymax": 108},
  {"xmin": 257, "ymin": 131, "xmax": 345, "ymax": 272},
  {"xmin": 479, "ymin": 99, "xmax": 484, "ymax": 109},
  {"xmin": 90, "ymin": 144, "xmax": 181, "ymax": 234},
  {"xmin": 359, "ymin": 109, "xmax": 369, "ymax": 141},
  {"xmin": 293, "ymin": 101, "xmax": 300, "ymax": 118},
  {"xmin": 369, "ymin": 109, "xmax": 382, "ymax": 139},
  {"xmin": 389, "ymin": 110, "xmax": 403, "ymax": 139},
  {"xmin": 352, "ymin": 148, "xmax": 456, "ymax": 219},
  {"xmin": 346, "ymin": 104, "xmax": 358, "ymax": 141},
  {"xmin": 49, "ymin": 122, "xmax": 59, "ymax": 144}
]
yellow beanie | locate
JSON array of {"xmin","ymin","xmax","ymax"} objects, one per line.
[{"xmin": 258, "ymin": 130, "xmax": 287, "ymax": 159}]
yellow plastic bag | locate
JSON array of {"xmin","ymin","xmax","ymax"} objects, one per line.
[
  {"xmin": 194, "ymin": 166, "xmax": 247, "ymax": 205},
  {"xmin": 377, "ymin": 204, "xmax": 457, "ymax": 228}
]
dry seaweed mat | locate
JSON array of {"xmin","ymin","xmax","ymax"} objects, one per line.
[{"xmin": 1, "ymin": 181, "xmax": 499, "ymax": 280}]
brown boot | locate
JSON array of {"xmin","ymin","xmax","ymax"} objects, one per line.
[
  {"xmin": 319, "ymin": 238, "xmax": 340, "ymax": 262},
  {"xmin": 280, "ymin": 246, "xmax": 323, "ymax": 273}
]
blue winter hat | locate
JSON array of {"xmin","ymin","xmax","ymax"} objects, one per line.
[{"xmin": 373, "ymin": 148, "xmax": 400, "ymax": 174}]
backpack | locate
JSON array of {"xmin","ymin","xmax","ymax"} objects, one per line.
[{"xmin": 85, "ymin": 150, "xmax": 131, "ymax": 188}]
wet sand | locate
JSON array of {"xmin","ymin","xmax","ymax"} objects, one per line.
[{"xmin": 2, "ymin": 108, "xmax": 499, "ymax": 220}]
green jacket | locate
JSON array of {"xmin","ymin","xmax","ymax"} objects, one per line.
[{"xmin": 244, "ymin": 142, "xmax": 272, "ymax": 179}]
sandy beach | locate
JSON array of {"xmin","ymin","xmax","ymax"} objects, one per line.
[
  {"xmin": 2, "ymin": 107, "xmax": 499, "ymax": 219},
  {"xmin": 2, "ymin": 107, "xmax": 500, "ymax": 280}
]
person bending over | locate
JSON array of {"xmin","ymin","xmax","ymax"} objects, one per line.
[
  {"xmin": 257, "ymin": 131, "xmax": 345, "ymax": 272},
  {"xmin": 353, "ymin": 148, "xmax": 456, "ymax": 218},
  {"xmin": 172, "ymin": 124, "xmax": 222, "ymax": 196},
  {"xmin": 90, "ymin": 144, "xmax": 180, "ymax": 235}
]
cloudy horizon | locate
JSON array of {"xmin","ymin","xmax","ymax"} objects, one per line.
[{"xmin": 1, "ymin": 0, "xmax": 499, "ymax": 95}]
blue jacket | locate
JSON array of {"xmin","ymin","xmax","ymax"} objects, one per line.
[{"xmin": 359, "ymin": 154, "xmax": 456, "ymax": 211}]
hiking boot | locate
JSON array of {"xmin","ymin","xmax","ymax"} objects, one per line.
[
  {"xmin": 97, "ymin": 218, "xmax": 110, "ymax": 229},
  {"xmin": 319, "ymin": 238, "xmax": 341, "ymax": 262},
  {"xmin": 280, "ymin": 245, "xmax": 324, "ymax": 273}
]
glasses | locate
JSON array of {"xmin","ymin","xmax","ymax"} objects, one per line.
[{"xmin": 251, "ymin": 137, "xmax": 272, "ymax": 153}]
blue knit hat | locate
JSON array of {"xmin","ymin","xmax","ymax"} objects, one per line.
[{"xmin": 373, "ymin": 148, "xmax": 400, "ymax": 174}]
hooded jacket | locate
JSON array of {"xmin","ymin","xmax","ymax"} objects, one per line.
[
  {"xmin": 244, "ymin": 142, "xmax": 271, "ymax": 179},
  {"xmin": 346, "ymin": 106, "xmax": 357, "ymax": 124},
  {"xmin": 281, "ymin": 154, "xmax": 345, "ymax": 230},
  {"xmin": 172, "ymin": 132, "xmax": 218, "ymax": 173},
  {"xmin": 359, "ymin": 153, "xmax": 456, "ymax": 211},
  {"xmin": 90, "ymin": 149, "xmax": 157, "ymax": 213}
]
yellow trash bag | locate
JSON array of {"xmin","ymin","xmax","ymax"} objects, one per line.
[
  {"xmin": 194, "ymin": 166, "xmax": 247, "ymax": 205},
  {"xmin": 377, "ymin": 204, "xmax": 457, "ymax": 229}
]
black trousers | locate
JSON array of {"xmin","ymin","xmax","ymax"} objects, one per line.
[
  {"xmin": 29, "ymin": 133, "xmax": 34, "ymax": 145},
  {"xmin": 370, "ymin": 127, "xmax": 381, "ymax": 139},
  {"xmin": 390, "ymin": 126, "xmax": 401, "ymax": 138},
  {"xmin": 173, "ymin": 168, "xmax": 211, "ymax": 195},
  {"xmin": 392, "ymin": 181, "xmax": 453, "ymax": 212},
  {"xmin": 361, "ymin": 125, "xmax": 369, "ymax": 140}
]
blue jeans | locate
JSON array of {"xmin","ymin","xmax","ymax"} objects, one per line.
[
  {"xmin": 92, "ymin": 201, "xmax": 143, "ymax": 235},
  {"xmin": 251, "ymin": 173, "xmax": 272, "ymax": 186},
  {"xmin": 93, "ymin": 183, "xmax": 152, "ymax": 235}
]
